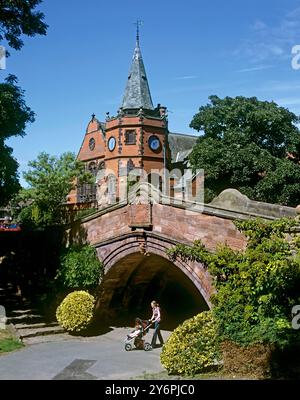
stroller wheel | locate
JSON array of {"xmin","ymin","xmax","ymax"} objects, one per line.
[
  {"xmin": 144, "ymin": 342, "xmax": 152, "ymax": 351},
  {"xmin": 125, "ymin": 343, "xmax": 132, "ymax": 351}
]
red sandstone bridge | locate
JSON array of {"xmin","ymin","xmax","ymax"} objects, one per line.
[{"xmin": 67, "ymin": 183, "xmax": 297, "ymax": 327}]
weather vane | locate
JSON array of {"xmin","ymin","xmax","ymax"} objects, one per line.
[{"xmin": 134, "ymin": 19, "xmax": 143, "ymax": 43}]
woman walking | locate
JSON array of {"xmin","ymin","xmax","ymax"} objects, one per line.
[{"xmin": 149, "ymin": 300, "xmax": 164, "ymax": 348}]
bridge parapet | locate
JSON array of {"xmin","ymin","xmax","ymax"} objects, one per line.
[
  {"xmin": 73, "ymin": 184, "xmax": 298, "ymax": 253},
  {"xmin": 207, "ymin": 189, "xmax": 297, "ymax": 220},
  {"xmin": 80, "ymin": 183, "xmax": 298, "ymax": 225}
]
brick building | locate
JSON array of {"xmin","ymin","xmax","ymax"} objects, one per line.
[{"xmin": 68, "ymin": 31, "xmax": 197, "ymax": 209}]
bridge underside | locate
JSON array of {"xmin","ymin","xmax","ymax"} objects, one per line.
[{"xmin": 96, "ymin": 251, "xmax": 209, "ymax": 329}]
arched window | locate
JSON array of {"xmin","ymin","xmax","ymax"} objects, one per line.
[
  {"xmin": 77, "ymin": 161, "xmax": 97, "ymax": 204},
  {"xmin": 107, "ymin": 174, "xmax": 116, "ymax": 195},
  {"xmin": 98, "ymin": 161, "xmax": 105, "ymax": 170},
  {"xmin": 96, "ymin": 161, "xmax": 105, "ymax": 183},
  {"xmin": 88, "ymin": 161, "xmax": 97, "ymax": 177}
]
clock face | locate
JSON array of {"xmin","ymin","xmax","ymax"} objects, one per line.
[
  {"xmin": 108, "ymin": 136, "xmax": 116, "ymax": 151},
  {"xmin": 149, "ymin": 135, "xmax": 161, "ymax": 152},
  {"xmin": 89, "ymin": 137, "xmax": 95, "ymax": 151}
]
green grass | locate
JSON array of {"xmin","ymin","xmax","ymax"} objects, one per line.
[
  {"xmin": 133, "ymin": 370, "xmax": 252, "ymax": 380},
  {"xmin": 0, "ymin": 329, "xmax": 24, "ymax": 354}
]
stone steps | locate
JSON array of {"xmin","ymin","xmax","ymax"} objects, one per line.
[
  {"xmin": 7, "ymin": 314, "xmax": 45, "ymax": 324},
  {"xmin": 9, "ymin": 309, "xmax": 39, "ymax": 315},
  {"xmin": 11, "ymin": 309, "xmax": 66, "ymax": 342},
  {"xmin": 12, "ymin": 313, "xmax": 68, "ymax": 344},
  {"xmin": 13, "ymin": 321, "xmax": 59, "ymax": 329},
  {"xmin": 18, "ymin": 325, "xmax": 65, "ymax": 339},
  {"xmin": 0, "ymin": 284, "xmax": 67, "ymax": 345}
]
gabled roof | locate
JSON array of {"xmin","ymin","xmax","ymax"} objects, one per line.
[{"xmin": 168, "ymin": 132, "xmax": 198, "ymax": 162}]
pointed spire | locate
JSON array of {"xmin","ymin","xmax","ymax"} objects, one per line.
[{"xmin": 121, "ymin": 23, "xmax": 154, "ymax": 111}]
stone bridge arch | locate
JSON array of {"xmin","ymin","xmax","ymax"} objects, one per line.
[{"xmin": 94, "ymin": 232, "xmax": 212, "ymax": 327}]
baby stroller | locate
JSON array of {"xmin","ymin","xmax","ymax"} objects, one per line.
[{"xmin": 124, "ymin": 317, "xmax": 152, "ymax": 351}]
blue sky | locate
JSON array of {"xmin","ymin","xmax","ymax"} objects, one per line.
[{"xmin": 2, "ymin": 0, "xmax": 300, "ymax": 186}]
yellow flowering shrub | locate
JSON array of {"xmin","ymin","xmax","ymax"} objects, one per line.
[
  {"xmin": 56, "ymin": 291, "xmax": 95, "ymax": 332},
  {"xmin": 160, "ymin": 311, "xmax": 220, "ymax": 376}
]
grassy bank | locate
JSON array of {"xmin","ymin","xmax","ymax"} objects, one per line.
[
  {"xmin": 0, "ymin": 327, "xmax": 24, "ymax": 355},
  {"xmin": 133, "ymin": 370, "xmax": 252, "ymax": 380}
]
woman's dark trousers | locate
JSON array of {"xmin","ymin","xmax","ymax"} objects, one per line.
[{"xmin": 151, "ymin": 321, "xmax": 164, "ymax": 347}]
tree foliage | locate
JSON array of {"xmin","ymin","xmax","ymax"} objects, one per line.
[
  {"xmin": 0, "ymin": 0, "xmax": 47, "ymax": 51},
  {"xmin": 0, "ymin": 75, "xmax": 35, "ymax": 206},
  {"xmin": 0, "ymin": 140, "xmax": 20, "ymax": 206},
  {"xmin": 17, "ymin": 152, "xmax": 93, "ymax": 226},
  {"xmin": 0, "ymin": 0, "xmax": 47, "ymax": 205},
  {"xmin": 167, "ymin": 218, "xmax": 300, "ymax": 348},
  {"xmin": 189, "ymin": 96, "xmax": 300, "ymax": 206},
  {"xmin": 56, "ymin": 245, "xmax": 103, "ymax": 291},
  {"xmin": 0, "ymin": 74, "xmax": 35, "ymax": 141}
]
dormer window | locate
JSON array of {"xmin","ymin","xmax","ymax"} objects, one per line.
[{"xmin": 125, "ymin": 130, "xmax": 136, "ymax": 145}]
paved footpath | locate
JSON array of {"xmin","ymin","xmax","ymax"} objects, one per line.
[{"xmin": 0, "ymin": 327, "xmax": 171, "ymax": 380}]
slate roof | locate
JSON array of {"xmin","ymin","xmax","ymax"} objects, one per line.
[
  {"xmin": 168, "ymin": 132, "xmax": 198, "ymax": 162},
  {"xmin": 121, "ymin": 39, "xmax": 154, "ymax": 110}
]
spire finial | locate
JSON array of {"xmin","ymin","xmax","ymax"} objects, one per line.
[{"xmin": 134, "ymin": 19, "xmax": 143, "ymax": 44}]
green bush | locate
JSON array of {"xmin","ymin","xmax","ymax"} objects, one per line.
[
  {"xmin": 56, "ymin": 245, "xmax": 103, "ymax": 290},
  {"xmin": 160, "ymin": 311, "xmax": 220, "ymax": 376},
  {"xmin": 168, "ymin": 218, "xmax": 300, "ymax": 349},
  {"xmin": 56, "ymin": 290, "xmax": 95, "ymax": 332}
]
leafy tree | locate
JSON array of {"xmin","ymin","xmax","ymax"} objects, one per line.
[
  {"xmin": 17, "ymin": 152, "xmax": 93, "ymax": 226},
  {"xmin": 189, "ymin": 96, "xmax": 300, "ymax": 206},
  {"xmin": 255, "ymin": 158, "xmax": 300, "ymax": 206},
  {"xmin": 0, "ymin": 75, "xmax": 35, "ymax": 206},
  {"xmin": 0, "ymin": 0, "xmax": 47, "ymax": 52},
  {"xmin": 0, "ymin": 74, "xmax": 35, "ymax": 141},
  {"xmin": 0, "ymin": 140, "xmax": 20, "ymax": 206},
  {"xmin": 56, "ymin": 245, "xmax": 103, "ymax": 291},
  {"xmin": 0, "ymin": 1, "xmax": 47, "ymax": 205},
  {"xmin": 167, "ymin": 218, "xmax": 300, "ymax": 349}
]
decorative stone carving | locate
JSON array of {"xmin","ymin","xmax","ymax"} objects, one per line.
[
  {"xmin": 209, "ymin": 189, "xmax": 297, "ymax": 219},
  {"xmin": 129, "ymin": 204, "xmax": 152, "ymax": 229}
]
